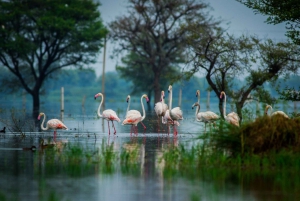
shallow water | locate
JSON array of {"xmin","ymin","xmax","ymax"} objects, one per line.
[{"xmin": 0, "ymin": 113, "xmax": 300, "ymax": 201}]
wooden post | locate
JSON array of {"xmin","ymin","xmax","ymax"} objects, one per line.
[
  {"xmin": 206, "ymin": 91, "xmax": 210, "ymax": 110},
  {"xmin": 60, "ymin": 87, "xmax": 64, "ymax": 122},
  {"xmin": 178, "ymin": 88, "xmax": 182, "ymax": 108}
]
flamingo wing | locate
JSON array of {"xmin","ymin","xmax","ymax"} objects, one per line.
[
  {"xmin": 170, "ymin": 107, "xmax": 183, "ymax": 120},
  {"xmin": 126, "ymin": 109, "xmax": 141, "ymax": 118},
  {"xmin": 122, "ymin": 113, "xmax": 142, "ymax": 125},
  {"xmin": 47, "ymin": 119, "xmax": 68, "ymax": 130},
  {"xmin": 272, "ymin": 111, "xmax": 289, "ymax": 118},
  {"xmin": 226, "ymin": 112, "xmax": 240, "ymax": 127},
  {"xmin": 103, "ymin": 109, "xmax": 121, "ymax": 122}
]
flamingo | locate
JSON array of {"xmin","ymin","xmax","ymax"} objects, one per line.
[
  {"xmin": 192, "ymin": 102, "xmax": 220, "ymax": 132},
  {"xmin": 37, "ymin": 112, "xmax": 68, "ymax": 140},
  {"xmin": 219, "ymin": 91, "xmax": 240, "ymax": 127},
  {"xmin": 125, "ymin": 95, "xmax": 140, "ymax": 117},
  {"xmin": 122, "ymin": 94, "xmax": 149, "ymax": 135},
  {"xmin": 94, "ymin": 92, "xmax": 121, "ymax": 135},
  {"xmin": 163, "ymin": 85, "xmax": 183, "ymax": 135},
  {"xmin": 265, "ymin": 105, "xmax": 289, "ymax": 118},
  {"xmin": 154, "ymin": 90, "xmax": 168, "ymax": 132}
]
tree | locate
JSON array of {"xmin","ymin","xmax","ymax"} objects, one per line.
[
  {"xmin": 186, "ymin": 28, "xmax": 299, "ymax": 122},
  {"xmin": 0, "ymin": 0, "xmax": 107, "ymax": 120},
  {"xmin": 116, "ymin": 51, "xmax": 179, "ymax": 110},
  {"xmin": 236, "ymin": 0, "xmax": 300, "ymax": 45},
  {"xmin": 109, "ymin": 0, "xmax": 219, "ymax": 104}
]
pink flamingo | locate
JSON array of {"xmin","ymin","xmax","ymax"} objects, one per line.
[
  {"xmin": 192, "ymin": 102, "xmax": 220, "ymax": 132},
  {"xmin": 265, "ymin": 105, "xmax": 289, "ymax": 118},
  {"xmin": 163, "ymin": 85, "xmax": 183, "ymax": 135},
  {"xmin": 220, "ymin": 91, "xmax": 240, "ymax": 127},
  {"xmin": 94, "ymin": 92, "xmax": 121, "ymax": 135},
  {"xmin": 37, "ymin": 112, "xmax": 68, "ymax": 140},
  {"xmin": 122, "ymin": 94, "xmax": 149, "ymax": 135},
  {"xmin": 154, "ymin": 91, "xmax": 168, "ymax": 132},
  {"xmin": 194, "ymin": 90, "xmax": 220, "ymax": 131}
]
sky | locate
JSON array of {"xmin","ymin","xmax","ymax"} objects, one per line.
[{"xmin": 94, "ymin": 0, "xmax": 287, "ymax": 77}]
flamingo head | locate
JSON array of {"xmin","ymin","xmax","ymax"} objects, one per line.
[
  {"xmin": 196, "ymin": 90, "xmax": 200, "ymax": 97},
  {"xmin": 220, "ymin": 91, "xmax": 225, "ymax": 99},
  {"xmin": 126, "ymin": 95, "xmax": 130, "ymax": 103},
  {"xmin": 168, "ymin": 85, "xmax": 172, "ymax": 93},
  {"xmin": 143, "ymin": 94, "xmax": 149, "ymax": 102},
  {"xmin": 94, "ymin": 93, "xmax": 102, "ymax": 100},
  {"xmin": 192, "ymin": 102, "xmax": 199, "ymax": 109},
  {"xmin": 160, "ymin": 91, "xmax": 165, "ymax": 101},
  {"xmin": 37, "ymin": 112, "xmax": 45, "ymax": 120}
]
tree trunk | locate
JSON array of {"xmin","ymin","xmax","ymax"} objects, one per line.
[
  {"xmin": 32, "ymin": 91, "xmax": 40, "ymax": 128},
  {"xmin": 236, "ymin": 102, "xmax": 243, "ymax": 123},
  {"xmin": 153, "ymin": 73, "xmax": 161, "ymax": 104}
]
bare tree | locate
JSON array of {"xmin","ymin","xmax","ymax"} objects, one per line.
[{"xmin": 109, "ymin": 0, "xmax": 219, "ymax": 103}]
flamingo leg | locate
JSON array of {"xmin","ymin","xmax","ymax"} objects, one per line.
[
  {"xmin": 107, "ymin": 121, "xmax": 111, "ymax": 135},
  {"xmin": 140, "ymin": 122, "xmax": 146, "ymax": 130},
  {"xmin": 54, "ymin": 130, "xmax": 57, "ymax": 141},
  {"xmin": 112, "ymin": 121, "xmax": 117, "ymax": 135}
]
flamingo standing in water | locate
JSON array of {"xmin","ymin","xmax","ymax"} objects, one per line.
[
  {"xmin": 192, "ymin": 102, "xmax": 220, "ymax": 132},
  {"xmin": 122, "ymin": 94, "xmax": 149, "ymax": 135},
  {"xmin": 154, "ymin": 91, "xmax": 168, "ymax": 132},
  {"xmin": 265, "ymin": 105, "xmax": 289, "ymax": 118},
  {"xmin": 95, "ymin": 92, "xmax": 121, "ymax": 135},
  {"xmin": 194, "ymin": 90, "xmax": 220, "ymax": 131},
  {"xmin": 163, "ymin": 85, "xmax": 183, "ymax": 135},
  {"xmin": 219, "ymin": 91, "xmax": 240, "ymax": 127},
  {"xmin": 38, "ymin": 112, "xmax": 68, "ymax": 140}
]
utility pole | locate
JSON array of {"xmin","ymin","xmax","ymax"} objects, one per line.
[
  {"xmin": 101, "ymin": 37, "xmax": 107, "ymax": 131},
  {"xmin": 102, "ymin": 37, "xmax": 107, "ymax": 111}
]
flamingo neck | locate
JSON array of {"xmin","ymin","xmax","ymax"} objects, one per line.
[
  {"xmin": 169, "ymin": 88, "xmax": 173, "ymax": 110},
  {"xmin": 195, "ymin": 104, "xmax": 200, "ymax": 118},
  {"xmin": 97, "ymin": 94, "xmax": 103, "ymax": 118},
  {"xmin": 266, "ymin": 105, "xmax": 272, "ymax": 116},
  {"xmin": 141, "ymin": 95, "xmax": 146, "ymax": 121},
  {"xmin": 126, "ymin": 98, "xmax": 130, "ymax": 116},
  {"xmin": 40, "ymin": 114, "xmax": 49, "ymax": 131},
  {"xmin": 197, "ymin": 93, "xmax": 200, "ymax": 104}
]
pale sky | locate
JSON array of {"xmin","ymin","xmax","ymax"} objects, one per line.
[{"xmin": 93, "ymin": 0, "xmax": 287, "ymax": 76}]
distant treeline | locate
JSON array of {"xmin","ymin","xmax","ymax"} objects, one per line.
[{"xmin": 0, "ymin": 68, "xmax": 299, "ymax": 111}]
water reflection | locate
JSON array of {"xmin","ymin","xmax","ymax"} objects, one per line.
[{"xmin": 0, "ymin": 129, "xmax": 300, "ymax": 200}]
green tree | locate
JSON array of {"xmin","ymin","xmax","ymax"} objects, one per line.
[
  {"xmin": 116, "ymin": 51, "xmax": 179, "ymax": 109},
  {"xmin": 186, "ymin": 29, "xmax": 299, "ymax": 122},
  {"xmin": 109, "ymin": 0, "xmax": 219, "ymax": 105},
  {"xmin": 236, "ymin": 0, "xmax": 300, "ymax": 45},
  {"xmin": 0, "ymin": 0, "xmax": 107, "ymax": 119}
]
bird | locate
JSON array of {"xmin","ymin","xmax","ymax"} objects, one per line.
[
  {"xmin": 125, "ymin": 95, "xmax": 140, "ymax": 117},
  {"xmin": 192, "ymin": 102, "xmax": 220, "ymax": 132},
  {"xmin": 154, "ymin": 90, "xmax": 168, "ymax": 132},
  {"xmin": 122, "ymin": 94, "xmax": 149, "ymax": 135},
  {"xmin": 265, "ymin": 105, "xmax": 289, "ymax": 118},
  {"xmin": 219, "ymin": 91, "xmax": 240, "ymax": 127},
  {"xmin": 37, "ymin": 112, "xmax": 68, "ymax": 140},
  {"xmin": 0, "ymin": 127, "xmax": 6, "ymax": 133},
  {"xmin": 95, "ymin": 92, "xmax": 121, "ymax": 135},
  {"xmin": 163, "ymin": 85, "xmax": 183, "ymax": 135}
]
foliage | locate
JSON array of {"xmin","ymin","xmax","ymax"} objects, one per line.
[
  {"xmin": 0, "ymin": 0, "xmax": 107, "ymax": 118},
  {"xmin": 210, "ymin": 115, "xmax": 300, "ymax": 156},
  {"xmin": 109, "ymin": 0, "xmax": 220, "ymax": 103},
  {"xmin": 236, "ymin": 0, "xmax": 300, "ymax": 45},
  {"xmin": 186, "ymin": 27, "xmax": 300, "ymax": 123}
]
